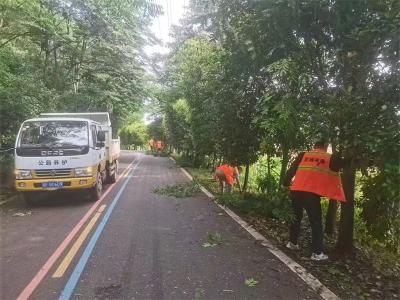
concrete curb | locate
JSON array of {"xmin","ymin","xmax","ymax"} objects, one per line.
[{"xmin": 170, "ymin": 156, "xmax": 340, "ymax": 300}]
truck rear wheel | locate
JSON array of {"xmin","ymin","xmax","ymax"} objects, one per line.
[
  {"xmin": 107, "ymin": 161, "xmax": 118, "ymax": 184},
  {"xmin": 89, "ymin": 172, "xmax": 103, "ymax": 201}
]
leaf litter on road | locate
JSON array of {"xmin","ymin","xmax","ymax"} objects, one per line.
[
  {"xmin": 153, "ymin": 181, "xmax": 200, "ymax": 198},
  {"xmin": 202, "ymin": 232, "xmax": 224, "ymax": 248},
  {"xmin": 245, "ymin": 278, "xmax": 258, "ymax": 287}
]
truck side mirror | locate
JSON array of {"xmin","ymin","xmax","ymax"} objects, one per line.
[{"xmin": 97, "ymin": 131, "xmax": 106, "ymax": 142}]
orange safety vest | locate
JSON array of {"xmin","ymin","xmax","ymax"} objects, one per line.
[
  {"xmin": 290, "ymin": 149, "xmax": 346, "ymax": 202},
  {"xmin": 215, "ymin": 164, "xmax": 237, "ymax": 185}
]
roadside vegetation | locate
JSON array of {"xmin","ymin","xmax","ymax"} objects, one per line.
[
  {"xmin": 153, "ymin": 0, "xmax": 399, "ymax": 269},
  {"xmin": 172, "ymin": 154, "xmax": 400, "ymax": 299}
]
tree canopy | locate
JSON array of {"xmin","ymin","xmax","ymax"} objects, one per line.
[{"xmin": 0, "ymin": 0, "xmax": 160, "ymax": 147}]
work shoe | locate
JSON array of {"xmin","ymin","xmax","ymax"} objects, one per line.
[
  {"xmin": 311, "ymin": 253, "xmax": 328, "ymax": 261},
  {"xmin": 286, "ymin": 241, "xmax": 299, "ymax": 250}
]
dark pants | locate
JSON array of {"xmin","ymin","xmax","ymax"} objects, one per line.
[{"xmin": 289, "ymin": 191, "xmax": 323, "ymax": 254}]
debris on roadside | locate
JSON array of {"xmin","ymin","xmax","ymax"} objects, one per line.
[
  {"xmin": 244, "ymin": 278, "xmax": 258, "ymax": 287},
  {"xmin": 12, "ymin": 211, "xmax": 32, "ymax": 217},
  {"xmin": 202, "ymin": 232, "xmax": 224, "ymax": 248}
]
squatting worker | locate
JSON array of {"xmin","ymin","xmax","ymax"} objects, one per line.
[
  {"xmin": 214, "ymin": 164, "xmax": 241, "ymax": 194},
  {"xmin": 282, "ymin": 140, "xmax": 349, "ymax": 261}
]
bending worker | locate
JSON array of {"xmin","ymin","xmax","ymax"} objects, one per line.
[
  {"xmin": 214, "ymin": 164, "xmax": 241, "ymax": 195},
  {"xmin": 282, "ymin": 140, "xmax": 349, "ymax": 261}
]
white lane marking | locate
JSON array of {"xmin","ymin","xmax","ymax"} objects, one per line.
[{"xmin": 171, "ymin": 157, "xmax": 339, "ymax": 300}]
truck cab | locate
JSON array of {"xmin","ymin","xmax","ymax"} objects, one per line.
[{"xmin": 14, "ymin": 113, "xmax": 120, "ymax": 203}]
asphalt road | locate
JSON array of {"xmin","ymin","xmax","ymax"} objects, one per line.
[{"xmin": 0, "ymin": 151, "xmax": 320, "ymax": 300}]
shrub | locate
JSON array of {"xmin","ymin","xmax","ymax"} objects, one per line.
[
  {"xmin": 250, "ymin": 155, "xmax": 281, "ymax": 193},
  {"xmin": 217, "ymin": 189, "xmax": 293, "ymax": 223},
  {"xmin": 0, "ymin": 153, "xmax": 14, "ymax": 189},
  {"xmin": 360, "ymin": 165, "xmax": 400, "ymax": 252}
]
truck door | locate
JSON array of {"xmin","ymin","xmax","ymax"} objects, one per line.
[{"xmin": 90, "ymin": 125, "xmax": 104, "ymax": 169}]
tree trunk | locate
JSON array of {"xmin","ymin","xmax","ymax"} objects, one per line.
[
  {"xmin": 266, "ymin": 154, "xmax": 272, "ymax": 194},
  {"xmin": 325, "ymin": 199, "xmax": 338, "ymax": 236},
  {"xmin": 326, "ymin": 143, "xmax": 339, "ymax": 236},
  {"xmin": 279, "ymin": 148, "xmax": 289, "ymax": 186},
  {"xmin": 210, "ymin": 153, "xmax": 216, "ymax": 171},
  {"xmin": 53, "ymin": 42, "xmax": 59, "ymax": 89},
  {"xmin": 336, "ymin": 164, "xmax": 356, "ymax": 254},
  {"xmin": 242, "ymin": 162, "xmax": 250, "ymax": 192},
  {"xmin": 218, "ymin": 155, "xmax": 223, "ymax": 166}
]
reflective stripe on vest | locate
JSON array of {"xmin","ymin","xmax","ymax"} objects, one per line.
[{"xmin": 290, "ymin": 149, "xmax": 346, "ymax": 202}]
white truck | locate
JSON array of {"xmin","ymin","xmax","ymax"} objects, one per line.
[{"xmin": 14, "ymin": 112, "xmax": 120, "ymax": 203}]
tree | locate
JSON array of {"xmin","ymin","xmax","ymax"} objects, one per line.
[
  {"xmin": 163, "ymin": 98, "xmax": 192, "ymax": 154},
  {"xmin": 170, "ymin": 38, "xmax": 223, "ymax": 166},
  {"xmin": 119, "ymin": 122, "xmax": 149, "ymax": 149},
  {"xmin": 147, "ymin": 117, "xmax": 165, "ymax": 142},
  {"xmin": 0, "ymin": 0, "xmax": 160, "ymax": 149}
]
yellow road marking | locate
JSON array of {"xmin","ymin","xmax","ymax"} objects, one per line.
[
  {"xmin": 97, "ymin": 205, "xmax": 106, "ymax": 213},
  {"xmin": 52, "ymin": 205, "xmax": 106, "ymax": 278}
]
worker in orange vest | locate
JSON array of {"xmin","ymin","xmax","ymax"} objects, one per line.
[
  {"xmin": 214, "ymin": 163, "xmax": 242, "ymax": 194},
  {"xmin": 282, "ymin": 140, "xmax": 350, "ymax": 261},
  {"xmin": 157, "ymin": 140, "xmax": 164, "ymax": 151}
]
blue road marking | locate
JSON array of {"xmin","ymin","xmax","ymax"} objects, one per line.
[{"xmin": 59, "ymin": 159, "xmax": 142, "ymax": 300}]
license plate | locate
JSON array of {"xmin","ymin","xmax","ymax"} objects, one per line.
[{"xmin": 42, "ymin": 182, "xmax": 64, "ymax": 188}]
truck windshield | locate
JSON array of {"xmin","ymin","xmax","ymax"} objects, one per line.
[{"xmin": 18, "ymin": 121, "xmax": 88, "ymax": 148}]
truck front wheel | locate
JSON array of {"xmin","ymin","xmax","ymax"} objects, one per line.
[
  {"xmin": 89, "ymin": 172, "xmax": 103, "ymax": 201},
  {"xmin": 23, "ymin": 192, "xmax": 39, "ymax": 206}
]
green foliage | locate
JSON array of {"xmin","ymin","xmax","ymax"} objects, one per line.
[{"xmin": 251, "ymin": 155, "xmax": 281, "ymax": 194}]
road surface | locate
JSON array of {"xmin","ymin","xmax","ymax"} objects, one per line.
[{"xmin": 0, "ymin": 151, "xmax": 320, "ymax": 299}]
